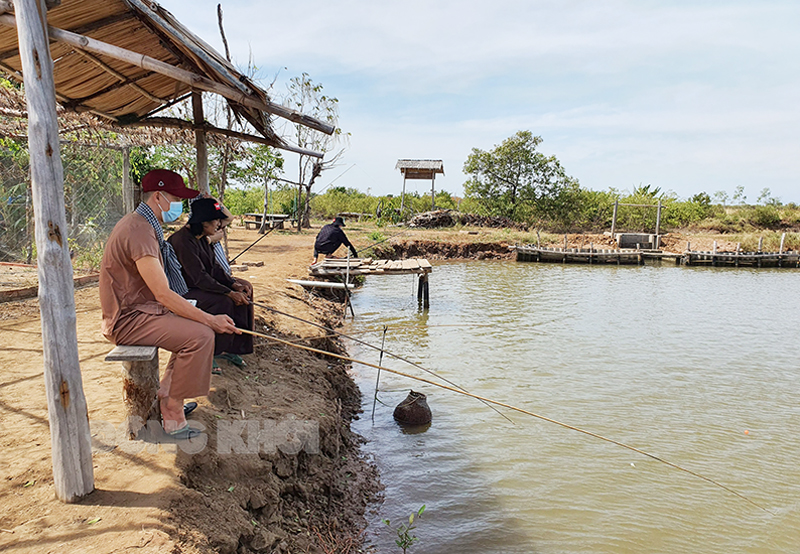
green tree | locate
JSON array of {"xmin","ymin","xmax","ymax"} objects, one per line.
[
  {"xmin": 284, "ymin": 73, "xmax": 348, "ymax": 229},
  {"xmin": 462, "ymin": 130, "xmax": 576, "ymax": 222}
]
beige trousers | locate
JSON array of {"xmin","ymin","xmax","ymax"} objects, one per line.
[{"xmin": 111, "ymin": 311, "xmax": 214, "ymax": 400}]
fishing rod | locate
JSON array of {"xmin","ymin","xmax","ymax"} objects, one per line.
[
  {"xmin": 229, "ymin": 226, "xmax": 276, "ymax": 264},
  {"xmin": 237, "ymin": 326, "xmax": 772, "ymax": 515},
  {"xmin": 251, "ymin": 300, "xmax": 513, "ymax": 424}
]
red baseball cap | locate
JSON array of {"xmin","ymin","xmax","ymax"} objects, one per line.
[{"xmin": 141, "ymin": 169, "xmax": 199, "ymax": 199}]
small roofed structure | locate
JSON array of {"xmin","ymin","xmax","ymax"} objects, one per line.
[{"xmin": 396, "ymin": 159, "xmax": 444, "ymax": 213}]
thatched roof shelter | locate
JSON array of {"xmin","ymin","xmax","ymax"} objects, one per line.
[
  {"xmin": 395, "ymin": 159, "xmax": 445, "ymax": 180},
  {"xmin": 0, "ymin": 0, "xmax": 332, "ymax": 156},
  {"xmin": 395, "ymin": 159, "xmax": 445, "ymax": 212}
]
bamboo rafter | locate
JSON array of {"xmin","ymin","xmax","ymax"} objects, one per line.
[
  {"xmin": 127, "ymin": 116, "xmax": 324, "ymax": 158},
  {"xmin": 0, "ymin": 15, "xmax": 335, "ymax": 136}
]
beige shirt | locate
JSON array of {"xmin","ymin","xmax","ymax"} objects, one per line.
[{"xmin": 99, "ymin": 212, "xmax": 168, "ymax": 338}]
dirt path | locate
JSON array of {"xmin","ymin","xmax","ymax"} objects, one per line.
[{"xmin": 0, "ymin": 226, "xmax": 376, "ymax": 554}]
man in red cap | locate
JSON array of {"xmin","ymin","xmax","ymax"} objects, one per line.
[{"xmin": 99, "ymin": 169, "xmax": 239, "ymax": 439}]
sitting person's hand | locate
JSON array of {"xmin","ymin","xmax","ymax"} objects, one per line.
[
  {"xmin": 208, "ymin": 313, "xmax": 240, "ymax": 334},
  {"xmin": 228, "ymin": 290, "xmax": 250, "ymax": 306},
  {"xmin": 233, "ymin": 279, "xmax": 253, "ymax": 298}
]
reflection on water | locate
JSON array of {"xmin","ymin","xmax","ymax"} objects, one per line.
[{"xmin": 347, "ymin": 261, "xmax": 800, "ymax": 554}]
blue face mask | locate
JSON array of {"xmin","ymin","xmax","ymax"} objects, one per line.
[{"xmin": 159, "ymin": 194, "xmax": 183, "ymax": 223}]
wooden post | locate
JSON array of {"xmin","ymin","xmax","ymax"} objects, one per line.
[
  {"xmin": 758, "ymin": 237, "xmax": 763, "ymax": 253},
  {"xmin": 105, "ymin": 346, "xmax": 160, "ymax": 439},
  {"xmin": 610, "ymin": 199, "xmax": 618, "ymax": 238},
  {"xmin": 430, "ymin": 173, "xmax": 436, "ymax": 211},
  {"xmin": 16, "ymin": 0, "xmax": 94, "ymax": 502},
  {"xmin": 192, "ymin": 91, "xmax": 210, "ymax": 195},
  {"xmin": 400, "ymin": 174, "xmax": 407, "ymax": 215},
  {"xmin": 417, "ymin": 273, "xmax": 429, "ymax": 309},
  {"xmin": 779, "ymin": 232, "xmax": 786, "ymax": 268},
  {"xmin": 655, "ymin": 200, "xmax": 662, "ymax": 235},
  {"xmin": 121, "ymin": 146, "xmax": 136, "ymax": 213}
]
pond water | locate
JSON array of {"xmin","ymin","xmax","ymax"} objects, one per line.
[{"xmin": 346, "ymin": 260, "xmax": 800, "ymax": 553}]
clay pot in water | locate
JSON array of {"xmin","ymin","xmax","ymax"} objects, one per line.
[{"xmin": 393, "ymin": 390, "xmax": 432, "ymax": 425}]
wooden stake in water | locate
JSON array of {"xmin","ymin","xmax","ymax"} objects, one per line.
[{"xmin": 371, "ymin": 325, "xmax": 388, "ymax": 422}]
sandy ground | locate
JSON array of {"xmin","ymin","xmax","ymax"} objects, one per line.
[{"xmin": 0, "ymin": 224, "xmax": 377, "ymax": 554}]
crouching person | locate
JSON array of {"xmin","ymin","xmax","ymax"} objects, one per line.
[{"xmin": 99, "ymin": 170, "xmax": 240, "ymax": 439}]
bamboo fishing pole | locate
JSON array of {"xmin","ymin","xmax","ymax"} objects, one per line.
[
  {"xmin": 353, "ymin": 228, "xmax": 410, "ymax": 256},
  {"xmin": 238, "ymin": 326, "xmax": 773, "ymax": 514},
  {"xmin": 251, "ymin": 300, "xmax": 514, "ymax": 424},
  {"xmin": 229, "ymin": 225, "xmax": 276, "ymax": 264}
]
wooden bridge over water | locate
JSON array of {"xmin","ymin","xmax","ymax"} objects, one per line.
[{"xmin": 513, "ymin": 245, "xmax": 800, "ymax": 268}]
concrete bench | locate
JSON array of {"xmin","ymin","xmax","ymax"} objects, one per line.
[{"xmin": 105, "ymin": 345, "xmax": 160, "ymax": 439}]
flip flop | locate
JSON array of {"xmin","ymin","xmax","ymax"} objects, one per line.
[
  {"xmin": 167, "ymin": 424, "xmax": 202, "ymax": 440},
  {"xmin": 212, "ymin": 358, "xmax": 222, "ymax": 375},
  {"xmin": 183, "ymin": 402, "xmax": 198, "ymax": 417}
]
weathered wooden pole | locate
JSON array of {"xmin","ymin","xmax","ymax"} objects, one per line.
[
  {"xmin": 121, "ymin": 146, "xmax": 135, "ymax": 213},
  {"xmin": 655, "ymin": 200, "xmax": 662, "ymax": 236},
  {"xmin": 400, "ymin": 174, "xmax": 406, "ymax": 215},
  {"xmin": 192, "ymin": 91, "xmax": 210, "ymax": 194},
  {"xmin": 15, "ymin": 0, "xmax": 94, "ymax": 502},
  {"xmin": 610, "ymin": 199, "xmax": 618, "ymax": 238},
  {"xmin": 430, "ymin": 173, "xmax": 436, "ymax": 211}
]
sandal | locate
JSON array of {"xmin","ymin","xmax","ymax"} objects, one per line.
[
  {"xmin": 167, "ymin": 424, "xmax": 202, "ymax": 440},
  {"xmin": 212, "ymin": 358, "xmax": 222, "ymax": 375},
  {"xmin": 183, "ymin": 402, "xmax": 198, "ymax": 417}
]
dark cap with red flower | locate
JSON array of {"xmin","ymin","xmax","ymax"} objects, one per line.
[{"xmin": 188, "ymin": 197, "xmax": 227, "ymax": 224}]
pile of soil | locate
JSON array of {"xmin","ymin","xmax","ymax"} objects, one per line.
[
  {"xmin": 169, "ymin": 322, "xmax": 380, "ymax": 554},
  {"xmin": 409, "ymin": 210, "xmax": 525, "ymax": 230},
  {"xmin": 375, "ymin": 239, "xmax": 514, "ymax": 260}
]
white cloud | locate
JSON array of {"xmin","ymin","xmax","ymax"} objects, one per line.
[{"xmin": 164, "ymin": 0, "xmax": 800, "ymax": 202}]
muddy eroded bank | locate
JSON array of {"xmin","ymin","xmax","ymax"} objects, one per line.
[{"xmin": 169, "ymin": 312, "xmax": 381, "ymax": 554}]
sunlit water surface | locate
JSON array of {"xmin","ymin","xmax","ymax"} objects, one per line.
[{"xmin": 346, "ymin": 260, "xmax": 800, "ymax": 553}]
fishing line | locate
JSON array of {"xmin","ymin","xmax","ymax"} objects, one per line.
[
  {"xmin": 251, "ymin": 301, "xmax": 513, "ymax": 424},
  {"xmin": 238, "ymin": 326, "xmax": 773, "ymax": 515},
  {"xmin": 353, "ymin": 229, "xmax": 410, "ymax": 256},
  {"xmin": 229, "ymin": 226, "xmax": 276, "ymax": 264}
]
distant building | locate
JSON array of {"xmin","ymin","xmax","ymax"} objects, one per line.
[{"xmin": 395, "ymin": 159, "xmax": 445, "ymax": 213}]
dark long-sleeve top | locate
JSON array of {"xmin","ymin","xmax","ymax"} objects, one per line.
[
  {"xmin": 167, "ymin": 226, "xmax": 236, "ymax": 295},
  {"xmin": 314, "ymin": 224, "xmax": 352, "ymax": 254}
]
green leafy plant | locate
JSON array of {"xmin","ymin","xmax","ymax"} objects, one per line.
[{"xmin": 383, "ymin": 505, "xmax": 425, "ymax": 553}]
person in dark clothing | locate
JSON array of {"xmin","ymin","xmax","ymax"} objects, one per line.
[
  {"xmin": 313, "ymin": 216, "xmax": 358, "ymax": 263},
  {"xmin": 168, "ymin": 198, "xmax": 254, "ymax": 369}
]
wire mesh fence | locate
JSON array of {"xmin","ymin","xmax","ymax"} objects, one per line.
[{"xmin": 0, "ymin": 141, "xmax": 124, "ymax": 269}]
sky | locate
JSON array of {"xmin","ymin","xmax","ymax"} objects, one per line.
[{"xmin": 165, "ymin": 1, "xmax": 800, "ymax": 203}]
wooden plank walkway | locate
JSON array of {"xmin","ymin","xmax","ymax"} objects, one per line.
[
  {"xmin": 683, "ymin": 250, "xmax": 800, "ymax": 268},
  {"xmin": 513, "ymin": 245, "xmax": 645, "ymax": 265},
  {"xmin": 513, "ymin": 245, "xmax": 800, "ymax": 268},
  {"xmin": 309, "ymin": 257, "xmax": 433, "ymax": 277}
]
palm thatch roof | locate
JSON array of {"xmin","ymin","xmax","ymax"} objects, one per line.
[
  {"xmin": 395, "ymin": 159, "xmax": 445, "ymax": 179},
  {"xmin": 0, "ymin": 0, "xmax": 331, "ymax": 155}
]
